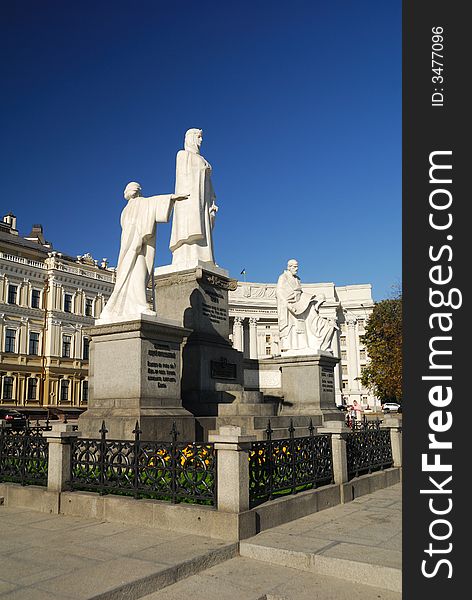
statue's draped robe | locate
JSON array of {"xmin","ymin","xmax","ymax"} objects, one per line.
[
  {"xmin": 169, "ymin": 149, "xmax": 215, "ymax": 265},
  {"xmin": 276, "ymin": 270, "xmax": 335, "ymax": 352},
  {"xmin": 99, "ymin": 194, "xmax": 173, "ymax": 322}
]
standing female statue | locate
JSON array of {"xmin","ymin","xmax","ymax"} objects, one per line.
[
  {"xmin": 169, "ymin": 128, "xmax": 218, "ymax": 267},
  {"xmin": 98, "ymin": 182, "xmax": 188, "ymax": 323}
]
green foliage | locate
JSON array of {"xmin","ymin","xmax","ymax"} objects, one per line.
[{"xmin": 360, "ymin": 296, "xmax": 402, "ymax": 402}]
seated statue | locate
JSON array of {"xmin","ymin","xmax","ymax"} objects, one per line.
[{"xmin": 276, "ymin": 259, "xmax": 338, "ymax": 355}]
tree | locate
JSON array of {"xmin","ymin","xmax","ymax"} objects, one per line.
[{"xmin": 360, "ymin": 295, "xmax": 402, "ymax": 402}]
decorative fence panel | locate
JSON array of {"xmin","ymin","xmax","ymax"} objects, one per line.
[
  {"xmin": 345, "ymin": 421, "xmax": 393, "ymax": 479},
  {"xmin": 249, "ymin": 420, "xmax": 333, "ymax": 507},
  {"xmin": 69, "ymin": 422, "xmax": 216, "ymax": 506},
  {"xmin": 0, "ymin": 426, "xmax": 49, "ymax": 486}
]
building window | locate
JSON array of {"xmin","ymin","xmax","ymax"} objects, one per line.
[
  {"xmin": 341, "ymin": 350, "xmax": 347, "ymax": 360},
  {"xmin": 360, "ymin": 349, "xmax": 366, "ymax": 360},
  {"xmin": 83, "ymin": 337, "xmax": 90, "ymax": 360},
  {"xmin": 340, "ymin": 336, "xmax": 347, "ymax": 346},
  {"xmin": 265, "ymin": 346, "xmax": 271, "ymax": 355},
  {"xmin": 265, "ymin": 335, "xmax": 271, "ymax": 343},
  {"xmin": 29, "ymin": 332, "xmax": 40, "ymax": 355},
  {"xmin": 5, "ymin": 329, "xmax": 16, "ymax": 353},
  {"xmin": 85, "ymin": 298, "xmax": 93, "ymax": 317},
  {"xmin": 82, "ymin": 381, "xmax": 89, "ymax": 403},
  {"xmin": 342, "ymin": 365, "xmax": 348, "ymax": 376},
  {"xmin": 60, "ymin": 380, "xmax": 69, "ymax": 402},
  {"xmin": 2, "ymin": 376, "xmax": 14, "ymax": 400},
  {"xmin": 64, "ymin": 293, "xmax": 73, "ymax": 313},
  {"xmin": 27, "ymin": 378, "xmax": 38, "ymax": 400},
  {"xmin": 62, "ymin": 335, "xmax": 72, "ymax": 358},
  {"xmin": 31, "ymin": 289, "xmax": 41, "ymax": 309},
  {"xmin": 342, "ymin": 380, "xmax": 348, "ymax": 390},
  {"xmin": 8, "ymin": 285, "xmax": 18, "ymax": 304}
]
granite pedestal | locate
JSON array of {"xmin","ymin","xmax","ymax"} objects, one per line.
[
  {"xmin": 78, "ymin": 315, "xmax": 195, "ymax": 440},
  {"xmin": 269, "ymin": 353, "xmax": 343, "ymax": 423},
  {"xmin": 154, "ymin": 264, "xmax": 244, "ymax": 437}
]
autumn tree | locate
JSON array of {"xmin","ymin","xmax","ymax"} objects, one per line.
[{"xmin": 360, "ymin": 295, "xmax": 402, "ymax": 402}]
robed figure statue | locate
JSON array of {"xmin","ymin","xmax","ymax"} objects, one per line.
[
  {"xmin": 98, "ymin": 182, "xmax": 187, "ymax": 323},
  {"xmin": 276, "ymin": 259, "xmax": 338, "ymax": 355},
  {"xmin": 169, "ymin": 128, "xmax": 218, "ymax": 268}
]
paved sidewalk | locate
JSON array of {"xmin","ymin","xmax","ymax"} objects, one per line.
[
  {"xmin": 240, "ymin": 483, "xmax": 402, "ymax": 593},
  {"xmin": 0, "ymin": 484, "xmax": 401, "ymax": 599},
  {"xmin": 0, "ymin": 507, "xmax": 237, "ymax": 599},
  {"xmin": 144, "ymin": 484, "xmax": 402, "ymax": 600}
]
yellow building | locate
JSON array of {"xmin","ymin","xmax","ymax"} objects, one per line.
[{"xmin": 0, "ymin": 213, "xmax": 114, "ymax": 414}]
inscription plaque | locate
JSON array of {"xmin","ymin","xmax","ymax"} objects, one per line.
[
  {"xmin": 210, "ymin": 358, "xmax": 237, "ymax": 380},
  {"xmin": 202, "ymin": 302, "xmax": 227, "ymax": 324},
  {"xmin": 147, "ymin": 342, "xmax": 177, "ymax": 389},
  {"xmin": 321, "ymin": 367, "xmax": 335, "ymax": 393}
]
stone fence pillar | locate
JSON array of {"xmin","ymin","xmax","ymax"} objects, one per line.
[
  {"xmin": 208, "ymin": 425, "xmax": 257, "ymax": 513},
  {"xmin": 318, "ymin": 420, "xmax": 350, "ymax": 484},
  {"xmin": 46, "ymin": 423, "xmax": 80, "ymax": 492},
  {"xmin": 381, "ymin": 417, "xmax": 402, "ymax": 467}
]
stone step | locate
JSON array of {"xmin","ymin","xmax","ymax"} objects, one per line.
[
  {"xmin": 252, "ymin": 416, "xmax": 321, "ymax": 430},
  {"xmin": 140, "ymin": 556, "xmax": 401, "ymax": 600},
  {"xmin": 239, "ymin": 538, "xmax": 401, "ymax": 593},
  {"xmin": 218, "ymin": 403, "xmax": 276, "ymax": 417},
  {"xmin": 242, "ymin": 390, "xmax": 264, "ymax": 403},
  {"xmin": 212, "ymin": 414, "xmax": 323, "ymax": 440}
]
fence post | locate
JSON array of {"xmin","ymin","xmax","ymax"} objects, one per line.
[
  {"xmin": 381, "ymin": 416, "xmax": 402, "ymax": 467},
  {"xmin": 46, "ymin": 423, "xmax": 80, "ymax": 492},
  {"xmin": 318, "ymin": 420, "xmax": 350, "ymax": 484},
  {"xmin": 208, "ymin": 425, "xmax": 257, "ymax": 513}
]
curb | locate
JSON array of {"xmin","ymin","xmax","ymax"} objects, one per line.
[
  {"xmin": 240, "ymin": 541, "xmax": 401, "ymax": 593},
  {"xmin": 84, "ymin": 543, "xmax": 238, "ymax": 600}
]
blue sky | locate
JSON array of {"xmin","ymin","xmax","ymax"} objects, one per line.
[{"xmin": 1, "ymin": 0, "xmax": 401, "ymax": 300}]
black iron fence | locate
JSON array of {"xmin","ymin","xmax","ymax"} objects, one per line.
[
  {"xmin": 249, "ymin": 420, "xmax": 333, "ymax": 507},
  {"xmin": 69, "ymin": 421, "xmax": 217, "ymax": 506},
  {"xmin": 0, "ymin": 426, "xmax": 49, "ymax": 486},
  {"xmin": 349, "ymin": 417, "xmax": 383, "ymax": 431},
  {"xmin": 345, "ymin": 420, "xmax": 393, "ymax": 479}
]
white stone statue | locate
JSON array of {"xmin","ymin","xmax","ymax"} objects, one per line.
[
  {"xmin": 276, "ymin": 259, "xmax": 338, "ymax": 355},
  {"xmin": 98, "ymin": 182, "xmax": 188, "ymax": 323},
  {"xmin": 169, "ymin": 128, "xmax": 218, "ymax": 268}
]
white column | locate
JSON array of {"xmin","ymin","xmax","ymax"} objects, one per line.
[
  {"xmin": 0, "ymin": 275, "xmax": 6, "ymax": 303},
  {"xmin": 347, "ymin": 319, "xmax": 360, "ymax": 391},
  {"xmin": 332, "ymin": 327, "xmax": 342, "ymax": 403},
  {"xmin": 249, "ymin": 317, "xmax": 259, "ymax": 359},
  {"xmin": 20, "ymin": 317, "xmax": 29, "ymax": 354},
  {"xmin": 232, "ymin": 317, "xmax": 244, "ymax": 351},
  {"xmin": 20, "ymin": 278, "xmax": 30, "ymax": 307}
]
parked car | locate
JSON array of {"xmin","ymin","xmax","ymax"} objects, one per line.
[
  {"xmin": 0, "ymin": 408, "xmax": 27, "ymax": 429},
  {"xmin": 382, "ymin": 402, "xmax": 402, "ymax": 413}
]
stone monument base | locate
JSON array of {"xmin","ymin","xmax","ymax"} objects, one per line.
[
  {"xmin": 78, "ymin": 315, "xmax": 195, "ymax": 441},
  {"xmin": 261, "ymin": 353, "xmax": 343, "ymax": 423},
  {"xmin": 154, "ymin": 264, "xmax": 244, "ymax": 422}
]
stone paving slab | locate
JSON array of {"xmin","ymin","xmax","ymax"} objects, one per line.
[
  {"xmin": 0, "ymin": 484, "xmax": 402, "ymax": 598},
  {"xmin": 140, "ymin": 556, "xmax": 401, "ymax": 600},
  {"xmin": 240, "ymin": 483, "xmax": 402, "ymax": 593},
  {"xmin": 0, "ymin": 505, "xmax": 237, "ymax": 599}
]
